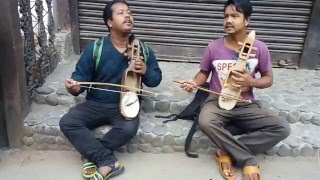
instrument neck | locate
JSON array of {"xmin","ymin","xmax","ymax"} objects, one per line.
[{"xmin": 225, "ymin": 33, "xmax": 248, "ymax": 50}]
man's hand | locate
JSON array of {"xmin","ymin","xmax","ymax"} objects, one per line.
[
  {"xmin": 65, "ymin": 78, "xmax": 80, "ymax": 95},
  {"xmin": 133, "ymin": 57, "xmax": 147, "ymax": 75},
  {"xmin": 124, "ymin": 44, "xmax": 147, "ymax": 75},
  {"xmin": 180, "ymin": 79, "xmax": 197, "ymax": 92},
  {"xmin": 231, "ymin": 69, "xmax": 254, "ymax": 88},
  {"xmin": 123, "ymin": 44, "xmax": 132, "ymax": 59}
]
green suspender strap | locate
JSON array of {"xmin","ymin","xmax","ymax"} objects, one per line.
[
  {"xmin": 93, "ymin": 38, "xmax": 104, "ymax": 71},
  {"xmin": 139, "ymin": 41, "xmax": 149, "ymax": 64}
]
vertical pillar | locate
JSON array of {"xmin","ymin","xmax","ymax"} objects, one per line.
[
  {"xmin": 68, "ymin": 0, "xmax": 80, "ymax": 54},
  {"xmin": 0, "ymin": 0, "xmax": 29, "ymax": 147},
  {"xmin": 300, "ymin": 0, "xmax": 320, "ymax": 69},
  {"xmin": 53, "ymin": 0, "xmax": 71, "ymax": 31}
]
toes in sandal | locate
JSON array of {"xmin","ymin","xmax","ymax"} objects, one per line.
[
  {"xmin": 82, "ymin": 162, "xmax": 97, "ymax": 178},
  {"xmin": 90, "ymin": 163, "xmax": 125, "ymax": 180},
  {"xmin": 243, "ymin": 166, "xmax": 260, "ymax": 180},
  {"xmin": 215, "ymin": 155, "xmax": 236, "ymax": 180}
]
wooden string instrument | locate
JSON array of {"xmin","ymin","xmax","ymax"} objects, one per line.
[
  {"xmin": 120, "ymin": 38, "xmax": 143, "ymax": 119},
  {"xmin": 121, "ymin": 38, "xmax": 142, "ymax": 94},
  {"xmin": 218, "ymin": 30, "xmax": 257, "ymax": 110}
]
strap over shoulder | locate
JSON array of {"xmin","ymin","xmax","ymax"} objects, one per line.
[
  {"xmin": 93, "ymin": 38, "xmax": 104, "ymax": 71},
  {"xmin": 139, "ymin": 40, "xmax": 149, "ymax": 64}
]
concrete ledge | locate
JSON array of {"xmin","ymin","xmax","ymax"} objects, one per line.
[{"xmin": 22, "ymin": 103, "xmax": 319, "ymax": 157}]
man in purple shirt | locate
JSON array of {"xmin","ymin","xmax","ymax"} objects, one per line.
[{"xmin": 181, "ymin": 0, "xmax": 290, "ymax": 179}]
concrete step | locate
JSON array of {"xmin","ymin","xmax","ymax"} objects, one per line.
[{"xmin": 23, "ymin": 103, "xmax": 319, "ymax": 157}]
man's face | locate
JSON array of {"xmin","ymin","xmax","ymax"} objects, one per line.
[
  {"xmin": 223, "ymin": 5, "xmax": 249, "ymax": 34},
  {"xmin": 108, "ymin": 3, "xmax": 134, "ymax": 33}
]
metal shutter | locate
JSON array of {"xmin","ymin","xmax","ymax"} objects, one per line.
[{"xmin": 78, "ymin": 0, "xmax": 313, "ymax": 65}]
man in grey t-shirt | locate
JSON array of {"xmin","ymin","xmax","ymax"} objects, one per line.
[{"xmin": 180, "ymin": 0, "xmax": 290, "ymax": 180}]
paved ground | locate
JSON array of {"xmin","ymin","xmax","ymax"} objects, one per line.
[{"xmin": 0, "ymin": 149, "xmax": 319, "ymax": 180}]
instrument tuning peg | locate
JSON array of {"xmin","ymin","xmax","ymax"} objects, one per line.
[
  {"xmin": 251, "ymin": 47, "xmax": 257, "ymax": 51},
  {"xmin": 249, "ymin": 54, "xmax": 256, "ymax": 58}
]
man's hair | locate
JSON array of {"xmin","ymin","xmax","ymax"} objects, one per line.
[
  {"xmin": 224, "ymin": 0, "xmax": 252, "ymax": 19},
  {"xmin": 103, "ymin": 0, "xmax": 129, "ymax": 30}
]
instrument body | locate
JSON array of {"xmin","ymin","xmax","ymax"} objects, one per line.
[
  {"xmin": 218, "ymin": 30, "xmax": 257, "ymax": 110},
  {"xmin": 120, "ymin": 92, "xmax": 139, "ymax": 119},
  {"xmin": 120, "ymin": 39, "xmax": 142, "ymax": 119}
]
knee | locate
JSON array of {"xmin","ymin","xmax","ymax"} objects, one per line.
[
  {"xmin": 124, "ymin": 128, "xmax": 137, "ymax": 139},
  {"xmin": 59, "ymin": 114, "xmax": 74, "ymax": 133},
  {"xmin": 59, "ymin": 116, "xmax": 68, "ymax": 132},
  {"xmin": 198, "ymin": 114, "xmax": 219, "ymax": 133},
  {"xmin": 121, "ymin": 124, "xmax": 138, "ymax": 139},
  {"xmin": 276, "ymin": 119, "xmax": 291, "ymax": 140},
  {"xmin": 198, "ymin": 117, "xmax": 211, "ymax": 132},
  {"xmin": 198, "ymin": 104, "xmax": 218, "ymax": 131}
]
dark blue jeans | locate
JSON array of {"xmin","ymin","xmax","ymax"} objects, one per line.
[{"xmin": 59, "ymin": 100, "xmax": 139, "ymax": 168}]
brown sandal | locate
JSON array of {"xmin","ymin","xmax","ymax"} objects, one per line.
[
  {"xmin": 243, "ymin": 166, "xmax": 260, "ymax": 180},
  {"xmin": 215, "ymin": 155, "xmax": 236, "ymax": 180}
]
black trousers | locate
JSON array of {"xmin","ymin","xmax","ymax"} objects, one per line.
[{"xmin": 59, "ymin": 100, "xmax": 139, "ymax": 168}]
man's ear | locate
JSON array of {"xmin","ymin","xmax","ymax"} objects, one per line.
[
  {"xmin": 245, "ymin": 17, "xmax": 250, "ymax": 27},
  {"xmin": 107, "ymin": 19, "xmax": 112, "ymax": 29}
]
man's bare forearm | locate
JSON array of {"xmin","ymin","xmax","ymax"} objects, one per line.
[
  {"xmin": 249, "ymin": 70, "xmax": 273, "ymax": 89},
  {"xmin": 193, "ymin": 70, "xmax": 210, "ymax": 86}
]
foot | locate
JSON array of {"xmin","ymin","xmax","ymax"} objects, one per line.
[
  {"xmin": 216, "ymin": 149, "xmax": 236, "ymax": 179},
  {"xmin": 83, "ymin": 165, "xmax": 96, "ymax": 176},
  {"xmin": 243, "ymin": 165, "xmax": 260, "ymax": 180},
  {"xmin": 82, "ymin": 162, "xmax": 97, "ymax": 178},
  {"xmin": 98, "ymin": 161, "xmax": 121, "ymax": 177}
]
